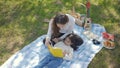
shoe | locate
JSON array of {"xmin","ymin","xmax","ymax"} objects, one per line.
[{"xmin": 92, "ymin": 39, "xmax": 101, "ymax": 45}]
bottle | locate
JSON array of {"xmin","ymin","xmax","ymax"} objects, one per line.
[{"xmin": 84, "ymin": 18, "xmax": 91, "ymax": 31}]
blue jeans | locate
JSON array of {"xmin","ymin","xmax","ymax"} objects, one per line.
[{"xmin": 35, "ymin": 53, "xmax": 63, "ymax": 68}]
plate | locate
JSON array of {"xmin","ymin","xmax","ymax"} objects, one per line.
[{"xmin": 103, "ymin": 40, "xmax": 115, "ymax": 49}]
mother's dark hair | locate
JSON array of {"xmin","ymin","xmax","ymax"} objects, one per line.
[{"xmin": 52, "ymin": 14, "xmax": 69, "ymax": 38}]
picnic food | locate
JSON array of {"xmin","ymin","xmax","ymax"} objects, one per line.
[
  {"xmin": 83, "ymin": 31, "xmax": 99, "ymax": 40},
  {"xmin": 103, "ymin": 40, "xmax": 115, "ymax": 49},
  {"xmin": 102, "ymin": 32, "xmax": 114, "ymax": 41}
]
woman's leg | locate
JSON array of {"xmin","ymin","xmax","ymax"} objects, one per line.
[
  {"xmin": 58, "ymin": 33, "xmax": 65, "ymax": 37},
  {"xmin": 51, "ymin": 33, "xmax": 65, "ymax": 46},
  {"xmin": 43, "ymin": 38, "xmax": 46, "ymax": 44},
  {"xmin": 43, "ymin": 38, "xmax": 55, "ymax": 46},
  {"xmin": 43, "ymin": 33, "xmax": 65, "ymax": 46}
]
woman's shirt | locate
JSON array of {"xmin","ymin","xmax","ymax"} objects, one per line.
[
  {"xmin": 47, "ymin": 14, "xmax": 75, "ymax": 40},
  {"xmin": 54, "ymin": 41, "xmax": 73, "ymax": 60}
]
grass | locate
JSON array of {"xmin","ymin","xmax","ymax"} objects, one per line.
[{"xmin": 0, "ymin": 0, "xmax": 120, "ymax": 67}]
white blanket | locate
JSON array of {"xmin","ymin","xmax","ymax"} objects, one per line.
[{"xmin": 0, "ymin": 24, "xmax": 106, "ymax": 68}]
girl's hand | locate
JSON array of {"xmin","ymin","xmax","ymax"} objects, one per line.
[
  {"xmin": 63, "ymin": 50, "xmax": 69, "ymax": 56},
  {"xmin": 63, "ymin": 51, "xmax": 67, "ymax": 56}
]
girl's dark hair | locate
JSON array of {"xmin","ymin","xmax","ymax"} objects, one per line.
[
  {"xmin": 52, "ymin": 14, "xmax": 69, "ymax": 38},
  {"xmin": 64, "ymin": 33, "xmax": 84, "ymax": 50}
]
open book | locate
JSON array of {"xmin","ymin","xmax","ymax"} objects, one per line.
[{"xmin": 48, "ymin": 45, "xmax": 64, "ymax": 58}]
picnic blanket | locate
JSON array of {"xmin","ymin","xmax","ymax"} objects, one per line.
[{"xmin": 0, "ymin": 24, "xmax": 106, "ymax": 68}]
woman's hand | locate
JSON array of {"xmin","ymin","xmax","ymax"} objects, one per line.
[
  {"xmin": 52, "ymin": 38, "xmax": 60, "ymax": 43},
  {"xmin": 45, "ymin": 37, "xmax": 50, "ymax": 46}
]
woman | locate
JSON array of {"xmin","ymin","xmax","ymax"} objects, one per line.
[{"xmin": 44, "ymin": 14, "xmax": 75, "ymax": 46}]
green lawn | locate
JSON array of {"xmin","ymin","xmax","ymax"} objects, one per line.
[{"xmin": 0, "ymin": 0, "xmax": 120, "ymax": 68}]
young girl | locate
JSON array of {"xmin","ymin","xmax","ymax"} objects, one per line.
[
  {"xmin": 35, "ymin": 33, "xmax": 83, "ymax": 68},
  {"xmin": 44, "ymin": 14, "xmax": 75, "ymax": 46}
]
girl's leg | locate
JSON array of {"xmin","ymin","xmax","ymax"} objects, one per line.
[
  {"xmin": 44, "ymin": 57, "xmax": 63, "ymax": 68},
  {"xmin": 34, "ymin": 54, "xmax": 53, "ymax": 68}
]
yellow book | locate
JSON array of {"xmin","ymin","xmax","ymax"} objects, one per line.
[{"xmin": 48, "ymin": 45, "xmax": 64, "ymax": 58}]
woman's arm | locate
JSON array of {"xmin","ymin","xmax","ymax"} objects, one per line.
[
  {"xmin": 45, "ymin": 19, "xmax": 53, "ymax": 45},
  {"xmin": 47, "ymin": 19, "xmax": 53, "ymax": 39}
]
